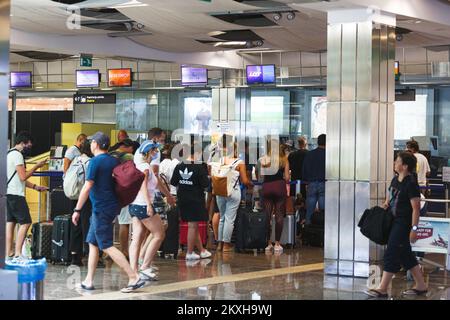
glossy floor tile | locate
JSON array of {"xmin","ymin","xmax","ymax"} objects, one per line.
[{"xmin": 41, "ymin": 246, "xmax": 450, "ymax": 300}]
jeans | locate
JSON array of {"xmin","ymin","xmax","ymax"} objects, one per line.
[
  {"xmin": 306, "ymin": 181, "xmax": 325, "ymax": 224},
  {"xmin": 216, "ymin": 188, "xmax": 241, "ymax": 243}
]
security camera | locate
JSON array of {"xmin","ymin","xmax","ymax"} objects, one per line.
[
  {"xmin": 286, "ymin": 12, "xmax": 295, "ymax": 21},
  {"xmin": 255, "ymin": 40, "xmax": 264, "ymax": 47},
  {"xmin": 396, "ymin": 34, "xmax": 403, "ymax": 41},
  {"xmin": 136, "ymin": 23, "xmax": 145, "ymax": 30},
  {"xmin": 273, "ymin": 13, "xmax": 282, "ymax": 21}
]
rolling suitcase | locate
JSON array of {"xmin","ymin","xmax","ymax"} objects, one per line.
[
  {"xmin": 302, "ymin": 224, "xmax": 324, "ymax": 247},
  {"xmin": 31, "ymin": 222, "xmax": 53, "ymax": 260},
  {"xmin": 159, "ymin": 206, "xmax": 179, "ymax": 259},
  {"xmin": 51, "ymin": 188, "xmax": 73, "ymax": 220},
  {"xmin": 51, "ymin": 214, "xmax": 72, "ymax": 265},
  {"xmin": 180, "ymin": 221, "xmax": 207, "ymax": 247},
  {"xmin": 234, "ymin": 205, "xmax": 268, "ymax": 252},
  {"xmin": 271, "ymin": 215, "xmax": 296, "ymax": 247}
]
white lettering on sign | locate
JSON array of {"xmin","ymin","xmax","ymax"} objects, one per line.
[{"xmin": 249, "ymin": 71, "xmax": 262, "ymax": 77}]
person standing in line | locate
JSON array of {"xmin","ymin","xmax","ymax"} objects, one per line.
[
  {"xmin": 6, "ymin": 131, "xmax": 48, "ymax": 260},
  {"xmin": 171, "ymin": 138, "xmax": 212, "ymax": 261},
  {"xmin": 406, "ymin": 140, "xmax": 430, "ymax": 194},
  {"xmin": 72, "ymin": 132, "xmax": 145, "ymax": 293},
  {"xmin": 302, "ymin": 134, "xmax": 326, "ymax": 225},
  {"xmin": 64, "ymin": 133, "xmax": 87, "ymax": 173},
  {"xmin": 288, "ymin": 136, "xmax": 309, "ymax": 201}
]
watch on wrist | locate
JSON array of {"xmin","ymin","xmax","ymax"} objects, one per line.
[{"xmin": 412, "ymin": 225, "xmax": 418, "ymax": 232}]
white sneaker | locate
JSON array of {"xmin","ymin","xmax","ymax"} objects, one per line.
[
  {"xmin": 200, "ymin": 250, "xmax": 212, "ymax": 259},
  {"xmin": 265, "ymin": 244, "xmax": 274, "ymax": 252},
  {"xmin": 139, "ymin": 269, "xmax": 158, "ymax": 281},
  {"xmin": 185, "ymin": 252, "xmax": 201, "ymax": 260},
  {"xmin": 274, "ymin": 245, "xmax": 283, "ymax": 253}
]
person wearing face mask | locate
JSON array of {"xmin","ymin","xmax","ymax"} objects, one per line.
[{"xmin": 6, "ymin": 131, "xmax": 48, "ymax": 260}]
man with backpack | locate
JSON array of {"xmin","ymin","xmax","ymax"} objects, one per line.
[
  {"xmin": 72, "ymin": 132, "xmax": 145, "ymax": 293},
  {"xmin": 63, "ymin": 133, "xmax": 87, "ymax": 174},
  {"xmin": 6, "ymin": 131, "xmax": 48, "ymax": 260}
]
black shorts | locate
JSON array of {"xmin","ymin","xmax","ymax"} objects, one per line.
[{"xmin": 7, "ymin": 195, "xmax": 31, "ymax": 225}]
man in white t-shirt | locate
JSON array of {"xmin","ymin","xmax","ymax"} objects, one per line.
[
  {"xmin": 63, "ymin": 133, "xmax": 87, "ymax": 174},
  {"xmin": 406, "ymin": 140, "xmax": 431, "ymax": 188},
  {"xmin": 6, "ymin": 131, "xmax": 48, "ymax": 260}
]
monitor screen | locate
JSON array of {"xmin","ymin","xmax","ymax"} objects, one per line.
[
  {"xmin": 246, "ymin": 65, "xmax": 276, "ymax": 85},
  {"xmin": 181, "ymin": 67, "xmax": 208, "ymax": 86},
  {"xmin": 10, "ymin": 72, "xmax": 32, "ymax": 88},
  {"xmin": 108, "ymin": 68, "xmax": 132, "ymax": 87},
  {"xmin": 76, "ymin": 69, "xmax": 100, "ymax": 88}
]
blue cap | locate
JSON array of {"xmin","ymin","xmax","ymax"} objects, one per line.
[
  {"xmin": 91, "ymin": 131, "xmax": 110, "ymax": 150},
  {"xmin": 138, "ymin": 140, "xmax": 160, "ymax": 154}
]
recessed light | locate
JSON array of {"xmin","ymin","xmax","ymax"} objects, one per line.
[{"xmin": 415, "ymin": 20, "xmax": 422, "ymax": 24}]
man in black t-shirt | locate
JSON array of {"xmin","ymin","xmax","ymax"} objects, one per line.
[{"xmin": 288, "ymin": 136, "xmax": 308, "ymax": 200}]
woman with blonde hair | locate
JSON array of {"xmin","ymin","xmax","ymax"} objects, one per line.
[{"xmin": 259, "ymin": 138, "xmax": 290, "ymax": 253}]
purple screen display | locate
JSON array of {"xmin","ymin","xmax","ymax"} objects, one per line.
[
  {"xmin": 181, "ymin": 67, "xmax": 208, "ymax": 85},
  {"xmin": 246, "ymin": 65, "xmax": 275, "ymax": 84},
  {"xmin": 11, "ymin": 72, "xmax": 32, "ymax": 88}
]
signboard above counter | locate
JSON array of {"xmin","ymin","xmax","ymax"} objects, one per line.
[{"xmin": 73, "ymin": 93, "xmax": 116, "ymax": 104}]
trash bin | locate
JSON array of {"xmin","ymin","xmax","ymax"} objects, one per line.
[{"xmin": 4, "ymin": 258, "xmax": 47, "ymax": 300}]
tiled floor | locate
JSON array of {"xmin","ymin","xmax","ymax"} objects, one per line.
[{"xmin": 42, "ymin": 246, "xmax": 450, "ymax": 300}]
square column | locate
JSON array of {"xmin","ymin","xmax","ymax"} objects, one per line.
[{"xmin": 325, "ymin": 9, "xmax": 396, "ymax": 277}]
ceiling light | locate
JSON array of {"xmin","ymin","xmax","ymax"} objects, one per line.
[
  {"xmin": 415, "ymin": 20, "xmax": 422, "ymax": 24},
  {"xmin": 214, "ymin": 41, "xmax": 247, "ymax": 47},
  {"xmin": 109, "ymin": 0, "xmax": 149, "ymax": 9},
  {"xmin": 208, "ymin": 31, "xmax": 226, "ymax": 37},
  {"xmin": 286, "ymin": 12, "xmax": 296, "ymax": 21},
  {"xmin": 273, "ymin": 13, "xmax": 282, "ymax": 22}
]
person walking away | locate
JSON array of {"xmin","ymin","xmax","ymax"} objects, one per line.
[
  {"xmin": 128, "ymin": 141, "xmax": 168, "ymax": 280},
  {"xmin": 365, "ymin": 152, "xmax": 428, "ymax": 298},
  {"xmin": 72, "ymin": 132, "xmax": 145, "ymax": 293},
  {"xmin": 214, "ymin": 134, "xmax": 253, "ymax": 253},
  {"xmin": 171, "ymin": 139, "xmax": 212, "ymax": 260},
  {"xmin": 259, "ymin": 139, "xmax": 290, "ymax": 253},
  {"xmin": 6, "ymin": 131, "xmax": 48, "ymax": 260},
  {"xmin": 302, "ymin": 134, "xmax": 326, "ymax": 225}
]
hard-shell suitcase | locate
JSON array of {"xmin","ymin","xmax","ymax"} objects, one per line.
[
  {"xmin": 31, "ymin": 222, "xmax": 53, "ymax": 260},
  {"xmin": 51, "ymin": 214, "xmax": 72, "ymax": 265},
  {"xmin": 159, "ymin": 206, "xmax": 179, "ymax": 259},
  {"xmin": 271, "ymin": 214, "xmax": 296, "ymax": 247},
  {"xmin": 234, "ymin": 206, "xmax": 268, "ymax": 252},
  {"xmin": 51, "ymin": 188, "xmax": 73, "ymax": 220},
  {"xmin": 180, "ymin": 221, "xmax": 207, "ymax": 246}
]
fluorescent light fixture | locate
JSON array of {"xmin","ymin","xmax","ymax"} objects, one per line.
[
  {"xmin": 214, "ymin": 41, "xmax": 247, "ymax": 47},
  {"xmin": 109, "ymin": 0, "xmax": 148, "ymax": 9},
  {"xmin": 208, "ymin": 31, "xmax": 226, "ymax": 37}
]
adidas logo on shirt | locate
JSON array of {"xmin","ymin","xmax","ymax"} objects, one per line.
[{"xmin": 179, "ymin": 168, "xmax": 193, "ymax": 185}]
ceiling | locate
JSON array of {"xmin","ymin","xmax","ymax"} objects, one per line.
[{"xmin": 9, "ymin": 0, "xmax": 450, "ymax": 60}]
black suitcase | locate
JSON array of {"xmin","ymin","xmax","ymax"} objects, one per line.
[
  {"xmin": 159, "ymin": 206, "xmax": 179, "ymax": 259},
  {"xmin": 51, "ymin": 188, "xmax": 73, "ymax": 220},
  {"xmin": 31, "ymin": 222, "xmax": 53, "ymax": 260},
  {"xmin": 51, "ymin": 214, "xmax": 72, "ymax": 265},
  {"xmin": 235, "ymin": 206, "xmax": 268, "ymax": 252},
  {"xmin": 302, "ymin": 224, "xmax": 324, "ymax": 247},
  {"xmin": 311, "ymin": 209, "xmax": 325, "ymax": 226}
]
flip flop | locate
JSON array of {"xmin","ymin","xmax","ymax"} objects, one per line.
[
  {"xmin": 121, "ymin": 278, "xmax": 146, "ymax": 293},
  {"xmin": 77, "ymin": 283, "xmax": 96, "ymax": 291},
  {"xmin": 402, "ymin": 288, "xmax": 428, "ymax": 296},
  {"xmin": 364, "ymin": 289, "xmax": 388, "ymax": 298}
]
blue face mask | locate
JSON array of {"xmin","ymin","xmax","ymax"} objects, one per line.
[{"xmin": 151, "ymin": 152, "xmax": 159, "ymax": 161}]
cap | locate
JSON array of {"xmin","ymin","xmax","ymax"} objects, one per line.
[
  {"xmin": 138, "ymin": 140, "xmax": 160, "ymax": 154},
  {"xmin": 91, "ymin": 132, "xmax": 110, "ymax": 150},
  {"xmin": 118, "ymin": 138, "xmax": 134, "ymax": 147}
]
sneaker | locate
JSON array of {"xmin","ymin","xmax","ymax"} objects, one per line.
[
  {"xmin": 149, "ymin": 265, "xmax": 159, "ymax": 273},
  {"xmin": 274, "ymin": 245, "xmax": 283, "ymax": 253},
  {"xmin": 185, "ymin": 252, "xmax": 201, "ymax": 260},
  {"xmin": 200, "ymin": 250, "xmax": 212, "ymax": 259},
  {"xmin": 265, "ymin": 244, "xmax": 274, "ymax": 252},
  {"xmin": 139, "ymin": 269, "xmax": 158, "ymax": 281}
]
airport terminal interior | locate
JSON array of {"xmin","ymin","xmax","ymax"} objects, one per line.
[{"xmin": 1, "ymin": 0, "xmax": 450, "ymax": 301}]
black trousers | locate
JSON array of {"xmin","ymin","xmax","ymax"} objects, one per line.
[
  {"xmin": 384, "ymin": 219, "xmax": 418, "ymax": 273},
  {"xmin": 70, "ymin": 199, "xmax": 92, "ymax": 256}
]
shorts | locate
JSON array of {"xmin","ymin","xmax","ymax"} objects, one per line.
[
  {"xmin": 6, "ymin": 195, "xmax": 31, "ymax": 225},
  {"xmin": 129, "ymin": 204, "xmax": 157, "ymax": 220},
  {"xmin": 86, "ymin": 209, "xmax": 119, "ymax": 250},
  {"xmin": 117, "ymin": 206, "xmax": 132, "ymax": 225}
]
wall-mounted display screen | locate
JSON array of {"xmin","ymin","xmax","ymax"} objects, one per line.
[
  {"xmin": 76, "ymin": 69, "xmax": 100, "ymax": 88},
  {"xmin": 181, "ymin": 67, "xmax": 208, "ymax": 86},
  {"xmin": 246, "ymin": 65, "xmax": 276, "ymax": 85},
  {"xmin": 10, "ymin": 72, "xmax": 32, "ymax": 88},
  {"xmin": 108, "ymin": 68, "xmax": 132, "ymax": 87}
]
